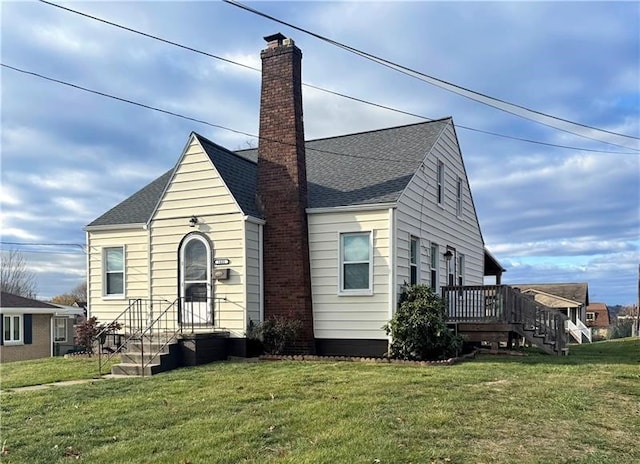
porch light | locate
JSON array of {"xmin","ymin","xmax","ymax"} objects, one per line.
[
  {"xmin": 189, "ymin": 215, "xmax": 199, "ymax": 227},
  {"xmin": 443, "ymin": 250, "xmax": 453, "ymax": 262}
]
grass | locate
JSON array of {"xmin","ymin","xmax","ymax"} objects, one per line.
[
  {"xmin": 1, "ymin": 339, "xmax": 639, "ymax": 463},
  {"xmin": 0, "ymin": 356, "xmax": 120, "ymax": 389}
]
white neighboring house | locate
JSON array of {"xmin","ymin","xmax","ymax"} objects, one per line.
[{"xmin": 85, "ymin": 33, "xmax": 496, "ymax": 358}]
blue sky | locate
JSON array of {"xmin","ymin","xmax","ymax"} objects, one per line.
[{"xmin": 1, "ymin": 1, "xmax": 639, "ymax": 305}]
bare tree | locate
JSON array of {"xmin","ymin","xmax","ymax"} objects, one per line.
[{"xmin": 0, "ymin": 249, "xmax": 38, "ymax": 298}]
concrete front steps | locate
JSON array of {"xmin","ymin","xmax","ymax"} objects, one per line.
[{"xmin": 111, "ymin": 338, "xmax": 181, "ymax": 376}]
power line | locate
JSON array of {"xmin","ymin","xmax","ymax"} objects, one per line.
[
  {"xmin": 0, "ymin": 63, "xmax": 424, "ymax": 164},
  {"xmin": 223, "ymin": 0, "xmax": 639, "ymax": 148},
  {"xmin": 36, "ymin": 0, "xmax": 638, "ymax": 155},
  {"xmin": 4, "ymin": 62, "xmax": 640, "ymax": 159}
]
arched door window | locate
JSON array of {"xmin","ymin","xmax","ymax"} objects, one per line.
[{"xmin": 179, "ymin": 235, "xmax": 212, "ymax": 325}]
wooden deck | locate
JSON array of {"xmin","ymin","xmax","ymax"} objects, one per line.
[{"xmin": 442, "ymin": 285, "xmax": 569, "ymax": 355}]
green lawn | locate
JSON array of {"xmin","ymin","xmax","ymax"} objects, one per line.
[
  {"xmin": 1, "ymin": 339, "xmax": 639, "ymax": 463},
  {"xmin": 0, "ymin": 356, "xmax": 119, "ymax": 389}
]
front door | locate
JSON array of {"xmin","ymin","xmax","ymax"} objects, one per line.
[{"xmin": 179, "ymin": 235, "xmax": 212, "ymax": 326}]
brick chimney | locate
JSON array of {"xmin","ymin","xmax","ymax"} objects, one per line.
[{"xmin": 257, "ymin": 33, "xmax": 314, "ymax": 353}]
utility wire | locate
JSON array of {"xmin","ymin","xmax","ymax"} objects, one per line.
[
  {"xmin": 224, "ymin": 0, "xmax": 639, "ymax": 148},
  {"xmin": 4, "ymin": 63, "xmax": 640, "ymax": 157},
  {"xmin": 37, "ymin": 0, "xmax": 638, "ymax": 155},
  {"xmin": 1, "ymin": 63, "xmax": 427, "ymax": 164}
]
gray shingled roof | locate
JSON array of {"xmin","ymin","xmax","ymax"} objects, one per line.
[
  {"xmin": 513, "ymin": 283, "xmax": 589, "ymax": 306},
  {"xmin": 87, "ymin": 118, "xmax": 450, "ymax": 227},
  {"xmin": 1, "ymin": 292, "xmax": 59, "ymax": 309}
]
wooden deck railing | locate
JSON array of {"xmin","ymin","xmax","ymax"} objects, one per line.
[{"xmin": 442, "ymin": 285, "xmax": 568, "ymax": 354}]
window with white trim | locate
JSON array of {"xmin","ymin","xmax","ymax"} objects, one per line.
[
  {"xmin": 104, "ymin": 247, "xmax": 125, "ymax": 297},
  {"xmin": 54, "ymin": 317, "xmax": 67, "ymax": 342},
  {"xmin": 437, "ymin": 160, "xmax": 444, "ymax": 205},
  {"xmin": 340, "ymin": 232, "xmax": 372, "ymax": 293},
  {"xmin": 456, "ymin": 177, "xmax": 463, "ymax": 217},
  {"xmin": 586, "ymin": 312, "xmax": 595, "ymax": 322},
  {"xmin": 410, "ymin": 236, "xmax": 419, "ymax": 286},
  {"xmin": 3, "ymin": 315, "xmax": 22, "ymax": 344},
  {"xmin": 457, "ymin": 254, "xmax": 465, "ymax": 286},
  {"xmin": 430, "ymin": 243, "xmax": 438, "ymax": 291}
]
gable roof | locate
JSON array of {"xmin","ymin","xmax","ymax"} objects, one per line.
[
  {"xmin": 86, "ymin": 118, "xmax": 450, "ymax": 227},
  {"xmin": 586, "ymin": 302, "xmax": 610, "ymax": 327},
  {"xmin": 513, "ymin": 283, "xmax": 589, "ymax": 307}
]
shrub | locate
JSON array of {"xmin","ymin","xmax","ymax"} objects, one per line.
[
  {"xmin": 74, "ymin": 317, "xmax": 121, "ymax": 355},
  {"xmin": 251, "ymin": 316, "xmax": 303, "ymax": 355},
  {"xmin": 384, "ymin": 284, "xmax": 463, "ymax": 361}
]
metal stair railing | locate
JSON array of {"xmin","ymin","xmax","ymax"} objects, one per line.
[
  {"xmin": 96, "ymin": 298, "xmax": 145, "ymax": 375},
  {"xmin": 139, "ymin": 298, "xmax": 180, "ymax": 376}
]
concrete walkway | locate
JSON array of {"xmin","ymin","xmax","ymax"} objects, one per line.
[{"xmin": 2, "ymin": 374, "xmax": 130, "ymax": 393}]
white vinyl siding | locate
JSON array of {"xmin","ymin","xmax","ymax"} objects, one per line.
[
  {"xmin": 396, "ymin": 121, "xmax": 484, "ymax": 295},
  {"xmin": 245, "ymin": 220, "xmax": 262, "ymax": 327},
  {"xmin": 308, "ymin": 209, "xmax": 390, "ymax": 340},
  {"xmin": 88, "ymin": 228, "xmax": 149, "ymax": 322},
  {"xmin": 149, "ymin": 137, "xmax": 247, "ymax": 337}
]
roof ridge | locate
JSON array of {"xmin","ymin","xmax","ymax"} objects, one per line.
[
  {"xmin": 193, "ymin": 132, "xmax": 257, "ymax": 166},
  {"xmin": 305, "ymin": 117, "xmax": 452, "ymax": 144}
]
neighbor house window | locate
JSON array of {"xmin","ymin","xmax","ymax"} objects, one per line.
[
  {"xmin": 430, "ymin": 243, "xmax": 438, "ymax": 291},
  {"xmin": 54, "ymin": 317, "xmax": 67, "ymax": 342},
  {"xmin": 410, "ymin": 236, "xmax": 419, "ymax": 286},
  {"xmin": 437, "ymin": 160, "xmax": 445, "ymax": 205},
  {"xmin": 456, "ymin": 177, "xmax": 463, "ymax": 217},
  {"xmin": 586, "ymin": 312, "xmax": 595, "ymax": 322},
  {"xmin": 340, "ymin": 232, "xmax": 372, "ymax": 293},
  {"xmin": 104, "ymin": 247, "xmax": 125, "ymax": 297},
  {"xmin": 457, "ymin": 254, "xmax": 465, "ymax": 286},
  {"xmin": 3, "ymin": 315, "xmax": 22, "ymax": 344}
]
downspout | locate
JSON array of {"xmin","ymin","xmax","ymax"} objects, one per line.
[
  {"xmin": 388, "ymin": 207, "xmax": 396, "ymax": 342},
  {"xmin": 85, "ymin": 231, "xmax": 91, "ymax": 319},
  {"xmin": 259, "ymin": 223, "xmax": 264, "ymax": 323}
]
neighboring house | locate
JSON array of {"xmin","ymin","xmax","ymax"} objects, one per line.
[
  {"xmin": 85, "ymin": 33, "xmax": 497, "ymax": 359},
  {"xmin": 585, "ymin": 302, "xmax": 610, "ymax": 340},
  {"xmin": 52, "ymin": 305, "xmax": 85, "ymax": 356},
  {"xmin": 513, "ymin": 283, "xmax": 589, "ymax": 325},
  {"xmin": 1, "ymin": 292, "xmax": 58, "ymax": 363}
]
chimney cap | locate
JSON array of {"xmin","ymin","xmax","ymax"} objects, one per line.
[{"xmin": 264, "ymin": 32, "xmax": 287, "ymax": 46}]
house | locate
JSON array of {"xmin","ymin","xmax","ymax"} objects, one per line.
[
  {"xmin": 85, "ymin": 33, "xmax": 498, "ymax": 363},
  {"xmin": 1, "ymin": 292, "xmax": 69, "ymax": 363},
  {"xmin": 51, "ymin": 305, "xmax": 85, "ymax": 356},
  {"xmin": 585, "ymin": 302, "xmax": 610, "ymax": 340},
  {"xmin": 512, "ymin": 283, "xmax": 591, "ymax": 343}
]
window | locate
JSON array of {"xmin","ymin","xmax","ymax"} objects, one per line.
[
  {"xmin": 447, "ymin": 249, "xmax": 455, "ymax": 286},
  {"xmin": 586, "ymin": 312, "xmax": 595, "ymax": 322},
  {"xmin": 104, "ymin": 247, "xmax": 124, "ymax": 297},
  {"xmin": 410, "ymin": 236, "xmax": 419, "ymax": 286},
  {"xmin": 340, "ymin": 232, "xmax": 372, "ymax": 293},
  {"xmin": 457, "ymin": 254, "xmax": 465, "ymax": 286},
  {"xmin": 54, "ymin": 317, "xmax": 67, "ymax": 342},
  {"xmin": 456, "ymin": 177, "xmax": 463, "ymax": 217},
  {"xmin": 3, "ymin": 315, "xmax": 22, "ymax": 344},
  {"xmin": 437, "ymin": 160, "xmax": 444, "ymax": 205},
  {"xmin": 430, "ymin": 243, "xmax": 438, "ymax": 291}
]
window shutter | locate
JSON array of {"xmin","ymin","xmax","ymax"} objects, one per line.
[
  {"xmin": 24, "ymin": 314, "xmax": 33, "ymax": 345},
  {"xmin": 0, "ymin": 317, "xmax": 3, "ymax": 345}
]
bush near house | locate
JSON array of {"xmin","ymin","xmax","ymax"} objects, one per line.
[
  {"xmin": 384, "ymin": 284, "xmax": 463, "ymax": 361},
  {"xmin": 74, "ymin": 317, "xmax": 121, "ymax": 355},
  {"xmin": 248, "ymin": 316, "xmax": 303, "ymax": 355}
]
